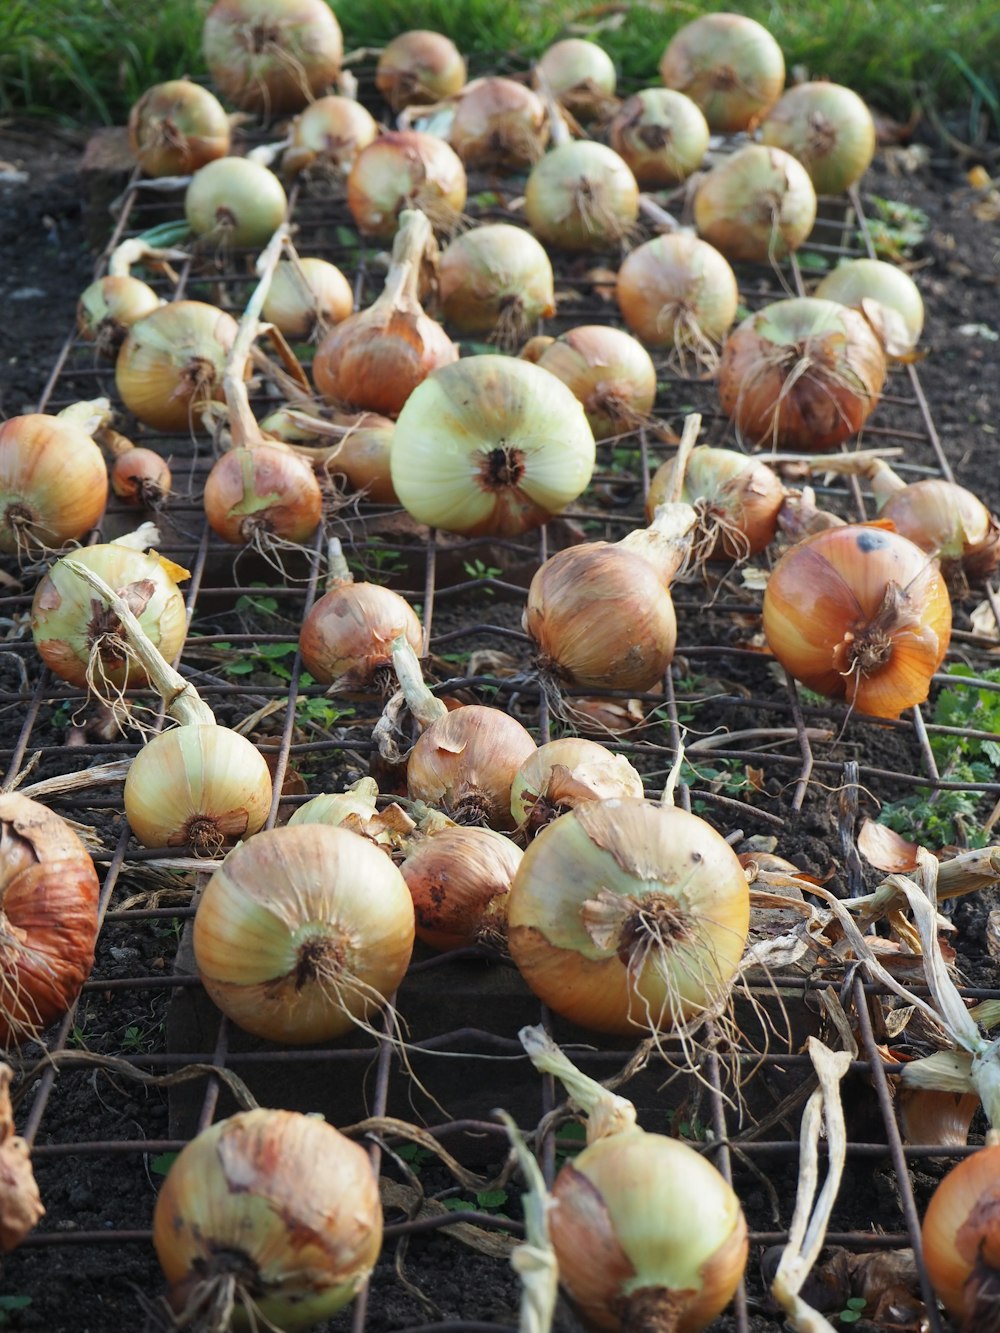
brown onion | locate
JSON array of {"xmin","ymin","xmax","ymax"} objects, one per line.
[
  {"xmin": 510, "ymin": 738, "xmax": 644, "ymax": 837},
  {"xmin": 261, "ymin": 257, "xmax": 353, "ymax": 340},
  {"xmin": 659, "ymin": 13, "xmax": 785, "ymax": 132},
  {"xmin": 530, "ymin": 325, "xmax": 656, "ymax": 441},
  {"xmin": 760, "ymin": 81, "xmax": 876, "ymax": 196},
  {"xmin": 347, "ymin": 131, "xmax": 467, "ymax": 239},
  {"xmin": 609, "ymin": 88, "xmax": 709, "ymax": 188},
  {"xmin": 333, "ymin": 414, "xmax": 397, "ymax": 503},
  {"xmin": 407, "ymin": 705, "xmax": 537, "ymax": 830},
  {"xmin": 647, "ymin": 444, "xmax": 785, "ymax": 562},
  {"xmin": 868, "ymin": 462, "xmax": 1000, "ymax": 583},
  {"xmin": 439, "ymin": 223, "xmax": 555, "ymax": 342},
  {"xmin": 694, "ymin": 144, "xmax": 816, "ymax": 263},
  {"xmin": 202, "ymin": 0, "xmax": 343, "ymax": 113},
  {"xmin": 401, "ymin": 825, "xmax": 521, "ymax": 951},
  {"xmin": 103, "ymin": 428, "xmax": 172, "ymax": 508},
  {"xmin": 283, "ymin": 95, "xmax": 379, "ymax": 180},
  {"xmin": 127, "ymin": 79, "xmax": 230, "ymax": 177},
  {"xmin": 535, "ymin": 38, "xmax": 616, "ymax": 121},
  {"xmin": 375, "ymin": 30, "xmax": 466, "ymax": 112},
  {"xmin": 922, "ymin": 1143, "xmax": 1000, "ymax": 1329},
  {"xmin": 449, "ymin": 76, "xmax": 548, "ymax": 171},
  {"xmin": 204, "ymin": 443, "xmax": 323, "ymax": 547},
  {"xmin": 525, "ymin": 141, "xmax": 639, "ymax": 253},
  {"xmin": 77, "ymin": 276, "xmax": 160, "ymax": 360}
]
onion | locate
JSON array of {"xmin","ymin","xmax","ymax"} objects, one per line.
[
  {"xmin": 615, "ymin": 232, "xmax": 738, "ymax": 372},
  {"xmin": 202, "ymin": 0, "xmax": 343, "ymax": 113},
  {"xmin": 815, "ymin": 257, "xmax": 924, "ymax": 357},
  {"xmin": 762, "ymin": 523, "xmax": 952, "ymax": 719},
  {"xmin": 390, "ymin": 354, "xmax": 596, "ymax": 538},
  {"xmin": 0, "ymin": 412, "xmax": 108, "ymax": 555},
  {"xmin": 261, "ymin": 257, "xmax": 353, "ymax": 340},
  {"xmin": 153, "ymin": 1108, "xmax": 381, "ymax": 1327},
  {"xmin": 127, "ymin": 79, "xmax": 230, "ymax": 177},
  {"xmin": 107, "ymin": 437, "xmax": 173, "ymax": 508},
  {"xmin": 449, "ymin": 76, "xmax": 548, "ymax": 171},
  {"xmin": 529, "ymin": 325, "xmax": 656, "ymax": 441},
  {"xmin": 77, "ymin": 275, "xmax": 160, "ymax": 360},
  {"xmin": 401, "ymin": 825, "xmax": 521, "ymax": 951},
  {"xmin": 0, "ymin": 795, "xmax": 100, "ymax": 1047},
  {"xmin": 535, "ymin": 38, "xmax": 616, "ymax": 121},
  {"xmin": 193, "ymin": 823, "xmax": 414, "ymax": 1042},
  {"xmin": 314, "ymin": 209, "xmax": 457, "ymax": 416},
  {"xmin": 659, "ymin": 13, "xmax": 785, "ymax": 132},
  {"xmin": 116, "ymin": 300, "xmax": 240, "ymax": 433},
  {"xmin": 508, "ymin": 800, "xmax": 751, "ymax": 1035},
  {"xmin": 184, "ymin": 156, "xmax": 287, "ymax": 250},
  {"xmin": 608, "ymin": 88, "xmax": 709, "ymax": 188},
  {"xmin": 510, "ymin": 738, "xmax": 644, "ymax": 837},
  {"xmin": 331, "ymin": 414, "xmax": 397, "ymax": 503},
  {"xmin": 283, "ymin": 95, "xmax": 379, "ymax": 179},
  {"xmin": 760, "ymin": 81, "xmax": 876, "ymax": 196},
  {"xmin": 438, "ymin": 223, "xmax": 555, "ymax": 343},
  {"xmin": 694, "ymin": 144, "xmax": 816, "ymax": 263},
  {"xmin": 347, "ymin": 131, "xmax": 467, "ymax": 239},
  {"xmin": 718, "ymin": 297, "xmax": 887, "ymax": 450},
  {"xmin": 525, "ymin": 140, "xmax": 639, "ymax": 252},
  {"xmin": 203, "ymin": 442, "xmax": 323, "ymax": 548},
  {"xmin": 646, "ymin": 445, "xmax": 785, "ymax": 562},
  {"xmin": 921, "ymin": 1143, "xmax": 1000, "ymax": 1329},
  {"xmin": 375, "ymin": 30, "xmax": 466, "ymax": 112}
]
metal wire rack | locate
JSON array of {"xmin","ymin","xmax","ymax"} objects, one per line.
[{"xmin": 3, "ymin": 93, "xmax": 999, "ymax": 1332}]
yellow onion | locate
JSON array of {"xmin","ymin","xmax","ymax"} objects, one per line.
[
  {"xmin": 718, "ymin": 297, "xmax": 887, "ymax": 450},
  {"xmin": 153, "ymin": 1108, "xmax": 381, "ymax": 1328},
  {"xmin": 866, "ymin": 461, "xmax": 1000, "ymax": 583},
  {"xmin": 108, "ymin": 441, "xmax": 172, "ymax": 508},
  {"xmin": 283, "ymin": 95, "xmax": 379, "ymax": 179},
  {"xmin": 184, "ymin": 156, "xmax": 288, "ymax": 250},
  {"xmin": 0, "ymin": 412, "xmax": 108, "ymax": 555},
  {"xmin": 659, "ymin": 13, "xmax": 785, "ymax": 132},
  {"xmin": 760, "ymin": 81, "xmax": 876, "ymax": 196},
  {"xmin": 401, "ymin": 825, "xmax": 521, "ymax": 951},
  {"xmin": 347, "ymin": 131, "xmax": 467, "ymax": 240},
  {"xmin": 335, "ymin": 414, "xmax": 397, "ymax": 503},
  {"xmin": 127, "ymin": 79, "xmax": 230, "ymax": 177},
  {"xmin": 203, "ymin": 443, "xmax": 323, "ymax": 548},
  {"xmin": 375, "ymin": 29, "xmax": 466, "ymax": 112},
  {"xmin": 762, "ymin": 523, "xmax": 952, "ymax": 719},
  {"xmin": 922, "ymin": 1144, "xmax": 1000, "ymax": 1329},
  {"xmin": 615, "ymin": 232, "xmax": 738, "ymax": 372},
  {"xmin": 510, "ymin": 738, "xmax": 644, "ymax": 837},
  {"xmin": 525, "ymin": 141, "xmax": 639, "ymax": 253},
  {"xmin": 31, "ymin": 542, "xmax": 187, "ymax": 690},
  {"xmin": 77, "ymin": 275, "xmax": 160, "ymax": 360},
  {"xmin": 202, "ymin": 0, "xmax": 343, "ymax": 114},
  {"xmin": 390, "ymin": 354, "xmax": 595, "ymax": 538},
  {"xmin": 193, "ymin": 823, "xmax": 414, "ymax": 1043},
  {"xmin": 408, "ymin": 707, "xmax": 537, "ymax": 832},
  {"xmin": 116, "ymin": 300, "xmax": 240, "ymax": 434},
  {"xmin": 438, "ymin": 223, "xmax": 555, "ymax": 343},
  {"xmin": 449, "ymin": 76, "xmax": 548, "ymax": 171},
  {"xmin": 815, "ymin": 257, "xmax": 924, "ymax": 357},
  {"xmin": 535, "ymin": 38, "xmax": 616, "ymax": 121},
  {"xmin": 608, "ymin": 88, "xmax": 709, "ymax": 188},
  {"xmin": 508, "ymin": 800, "xmax": 751, "ymax": 1035},
  {"xmin": 529, "ymin": 325, "xmax": 656, "ymax": 441},
  {"xmin": 261, "ymin": 257, "xmax": 353, "ymax": 340},
  {"xmin": 694, "ymin": 144, "xmax": 816, "ymax": 263}
]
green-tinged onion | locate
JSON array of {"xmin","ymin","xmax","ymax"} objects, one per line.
[
  {"xmin": 659, "ymin": 13, "xmax": 785, "ymax": 132},
  {"xmin": 694, "ymin": 144, "xmax": 816, "ymax": 263},
  {"xmin": 525, "ymin": 141, "xmax": 639, "ymax": 253},
  {"xmin": 438, "ymin": 224, "xmax": 555, "ymax": 343},
  {"xmin": 815, "ymin": 257, "xmax": 924, "ymax": 357},
  {"xmin": 608, "ymin": 88, "xmax": 709, "ymax": 188},
  {"xmin": 185, "ymin": 157, "xmax": 288, "ymax": 250},
  {"xmin": 760, "ymin": 81, "xmax": 876, "ymax": 196},
  {"xmin": 511, "ymin": 738, "xmax": 644, "ymax": 837},
  {"xmin": 202, "ymin": 0, "xmax": 343, "ymax": 114}
]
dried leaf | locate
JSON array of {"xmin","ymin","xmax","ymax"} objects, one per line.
[
  {"xmin": 987, "ymin": 909, "xmax": 1000, "ymax": 961},
  {"xmin": 884, "ymin": 1004, "xmax": 916, "ymax": 1038},
  {"xmin": 0, "ymin": 1064, "xmax": 44, "ymax": 1251},
  {"xmin": 857, "ymin": 819, "xmax": 919, "ymax": 872}
]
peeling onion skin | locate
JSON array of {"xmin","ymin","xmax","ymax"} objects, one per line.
[
  {"xmin": 814, "ymin": 257, "xmax": 925, "ymax": 356},
  {"xmin": 284, "ymin": 95, "xmax": 379, "ymax": 179},
  {"xmin": 762, "ymin": 525, "xmax": 952, "ymax": 720},
  {"xmin": 693, "ymin": 145, "xmax": 816, "ymax": 264},
  {"xmin": 202, "ymin": 0, "xmax": 344, "ymax": 114},
  {"xmin": 346, "ymin": 132, "xmax": 467, "ymax": 241},
  {"xmin": 511, "ymin": 738, "xmax": 645, "ymax": 837},
  {"xmin": 659, "ymin": 12, "xmax": 785, "ymax": 133},
  {"xmin": 878, "ymin": 480, "xmax": 1000, "ymax": 584},
  {"xmin": 153, "ymin": 1108, "xmax": 382, "ymax": 1330},
  {"xmin": 646, "ymin": 446, "xmax": 785, "ymax": 562}
]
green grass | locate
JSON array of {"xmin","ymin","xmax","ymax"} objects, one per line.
[{"xmin": 2, "ymin": 0, "xmax": 999, "ymax": 126}]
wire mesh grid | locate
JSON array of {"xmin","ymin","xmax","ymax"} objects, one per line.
[{"xmin": 3, "ymin": 98, "xmax": 1000, "ymax": 1332}]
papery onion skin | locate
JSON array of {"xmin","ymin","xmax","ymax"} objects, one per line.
[
  {"xmin": 536, "ymin": 38, "xmax": 617, "ymax": 120},
  {"xmin": 185, "ymin": 156, "xmax": 288, "ymax": 250},
  {"xmin": 615, "ymin": 232, "xmax": 738, "ymax": 365},
  {"xmin": 347, "ymin": 132, "xmax": 467, "ymax": 240},
  {"xmin": 760, "ymin": 81, "xmax": 876, "ymax": 196},
  {"xmin": 0, "ymin": 794, "xmax": 100, "ymax": 1048},
  {"xmin": 284, "ymin": 95, "xmax": 379, "ymax": 179},
  {"xmin": 390, "ymin": 355, "xmax": 596, "ymax": 538},
  {"xmin": 921, "ymin": 1144, "xmax": 1000, "ymax": 1328},
  {"xmin": 375, "ymin": 30, "xmax": 467, "ymax": 112},
  {"xmin": 719, "ymin": 297, "xmax": 887, "ymax": 451},
  {"xmin": 202, "ymin": 0, "xmax": 343, "ymax": 113},
  {"xmin": 609, "ymin": 88, "xmax": 709, "ymax": 188},
  {"xmin": 299, "ymin": 582, "xmax": 423, "ymax": 692},
  {"xmin": 525, "ymin": 141, "xmax": 639, "ymax": 253},
  {"xmin": 532, "ymin": 325, "xmax": 656, "ymax": 442},
  {"xmin": 125, "ymin": 724, "xmax": 273, "ymax": 852},
  {"xmin": 193, "ymin": 824, "xmax": 414, "ymax": 1043},
  {"xmin": 646, "ymin": 445, "xmax": 785, "ymax": 561},
  {"xmin": 0, "ymin": 414, "xmax": 108, "ymax": 555},
  {"xmin": 128, "ymin": 79, "xmax": 231, "ymax": 177},
  {"xmin": 762, "ymin": 524, "xmax": 952, "ymax": 720},
  {"xmin": 878, "ymin": 480, "xmax": 1000, "ymax": 583},
  {"xmin": 203, "ymin": 443, "xmax": 323, "ymax": 547},
  {"xmin": 31, "ymin": 543, "xmax": 187, "ymax": 690},
  {"xmin": 815, "ymin": 257, "xmax": 924, "ymax": 355},
  {"xmin": 659, "ymin": 13, "xmax": 785, "ymax": 132},
  {"xmin": 401, "ymin": 825, "xmax": 521, "ymax": 951},
  {"xmin": 552, "ymin": 1133, "xmax": 749, "ymax": 1332},
  {"xmin": 153, "ymin": 1108, "xmax": 381, "ymax": 1329},
  {"xmin": 508, "ymin": 799, "xmax": 751, "ymax": 1036},
  {"xmin": 407, "ymin": 706, "xmax": 537, "ymax": 831},
  {"xmin": 694, "ymin": 144, "xmax": 816, "ymax": 263},
  {"xmin": 510, "ymin": 738, "xmax": 645, "ymax": 837},
  {"xmin": 262, "ymin": 257, "xmax": 353, "ymax": 340},
  {"xmin": 334, "ymin": 415, "xmax": 397, "ymax": 503},
  {"xmin": 77, "ymin": 276, "xmax": 160, "ymax": 359},
  {"xmin": 449, "ymin": 76, "xmax": 548, "ymax": 171},
  {"xmin": 110, "ymin": 447, "xmax": 173, "ymax": 507},
  {"xmin": 438, "ymin": 224, "xmax": 555, "ymax": 340}
]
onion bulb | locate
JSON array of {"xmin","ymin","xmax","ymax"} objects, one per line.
[
  {"xmin": 0, "ymin": 412, "xmax": 108, "ymax": 555},
  {"xmin": 116, "ymin": 300, "xmax": 240, "ymax": 434},
  {"xmin": 615, "ymin": 233, "xmax": 738, "ymax": 372},
  {"xmin": 108, "ymin": 441, "xmax": 173, "ymax": 509},
  {"xmin": 438, "ymin": 223, "xmax": 555, "ymax": 343},
  {"xmin": 525, "ymin": 141, "xmax": 639, "ymax": 252},
  {"xmin": 762, "ymin": 523, "xmax": 952, "ymax": 719},
  {"xmin": 510, "ymin": 738, "xmax": 644, "ymax": 837},
  {"xmin": 659, "ymin": 13, "xmax": 785, "ymax": 132},
  {"xmin": 921, "ymin": 1143, "xmax": 1000, "ymax": 1329},
  {"xmin": 528, "ymin": 325, "xmax": 656, "ymax": 441},
  {"xmin": 694, "ymin": 144, "xmax": 816, "ymax": 263},
  {"xmin": 815, "ymin": 258, "xmax": 924, "ymax": 357},
  {"xmin": 718, "ymin": 297, "xmax": 887, "ymax": 450},
  {"xmin": 535, "ymin": 38, "xmax": 616, "ymax": 121},
  {"xmin": 508, "ymin": 800, "xmax": 751, "ymax": 1035},
  {"xmin": 193, "ymin": 823, "xmax": 414, "ymax": 1042},
  {"xmin": 261, "ymin": 257, "xmax": 353, "ymax": 340},
  {"xmin": 283, "ymin": 95, "xmax": 379, "ymax": 179},
  {"xmin": 185, "ymin": 156, "xmax": 287, "ymax": 250},
  {"xmin": 449, "ymin": 76, "xmax": 548, "ymax": 171},
  {"xmin": 390, "ymin": 354, "xmax": 595, "ymax": 538},
  {"xmin": 331, "ymin": 414, "xmax": 397, "ymax": 503},
  {"xmin": 203, "ymin": 442, "xmax": 323, "ymax": 548},
  {"xmin": 760, "ymin": 81, "xmax": 876, "ymax": 196},
  {"xmin": 77, "ymin": 276, "xmax": 160, "ymax": 360},
  {"xmin": 608, "ymin": 88, "xmax": 709, "ymax": 188},
  {"xmin": 375, "ymin": 30, "xmax": 466, "ymax": 112},
  {"xmin": 347, "ymin": 131, "xmax": 467, "ymax": 240},
  {"xmin": 153, "ymin": 1108, "xmax": 381, "ymax": 1328},
  {"xmin": 0, "ymin": 794, "xmax": 100, "ymax": 1048},
  {"xmin": 401, "ymin": 825, "xmax": 521, "ymax": 951},
  {"xmin": 127, "ymin": 79, "xmax": 230, "ymax": 177},
  {"xmin": 202, "ymin": 0, "xmax": 343, "ymax": 113}
]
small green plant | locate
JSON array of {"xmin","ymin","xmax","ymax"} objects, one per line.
[
  {"xmin": 213, "ymin": 641, "xmax": 298, "ymax": 681},
  {"xmin": 150, "ymin": 1151, "xmax": 178, "ymax": 1177},
  {"xmin": 462, "ymin": 558, "xmax": 502, "ymax": 594},
  {"xmin": 296, "ymin": 678, "xmax": 356, "ymax": 731},
  {"xmin": 440, "ymin": 1187, "xmax": 510, "ymax": 1215},
  {"xmin": 862, "ymin": 196, "xmax": 929, "ymax": 261},
  {"xmin": 0, "ymin": 1295, "xmax": 33, "ymax": 1326},
  {"xmin": 839, "ymin": 1296, "xmax": 867, "ymax": 1324},
  {"xmin": 350, "ymin": 537, "xmax": 407, "ymax": 583},
  {"xmin": 234, "ymin": 590, "xmax": 280, "ymax": 619},
  {"xmin": 554, "ymin": 1120, "xmax": 586, "ymax": 1169}
]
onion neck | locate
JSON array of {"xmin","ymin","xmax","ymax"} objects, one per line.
[
  {"xmin": 57, "ymin": 398, "xmax": 113, "ymax": 436},
  {"xmin": 390, "ymin": 635, "xmax": 447, "ymax": 728},
  {"xmin": 324, "ymin": 537, "xmax": 354, "ymax": 592},
  {"xmin": 374, "ymin": 208, "xmax": 436, "ymax": 318},
  {"xmin": 520, "ymin": 1025, "xmax": 637, "ymax": 1143},
  {"xmin": 617, "ymin": 502, "xmax": 696, "ymax": 586},
  {"xmin": 224, "ymin": 223, "xmax": 290, "ymax": 452},
  {"xmin": 868, "ymin": 458, "xmax": 907, "ymax": 510}
]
